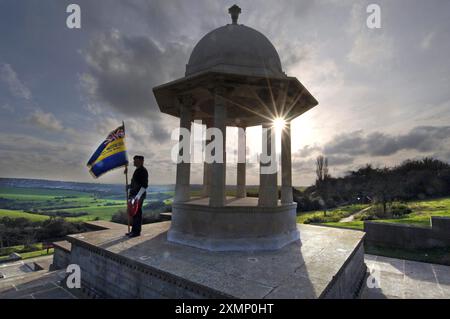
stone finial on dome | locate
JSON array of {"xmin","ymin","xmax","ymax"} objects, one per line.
[{"xmin": 228, "ymin": 4, "xmax": 241, "ymax": 25}]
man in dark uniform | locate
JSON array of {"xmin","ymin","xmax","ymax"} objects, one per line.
[{"xmin": 126, "ymin": 155, "xmax": 148, "ymax": 237}]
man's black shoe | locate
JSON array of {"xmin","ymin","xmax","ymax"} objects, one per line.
[
  {"xmin": 125, "ymin": 232, "xmax": 132, "ymax": 237},
  {"xmin": 128, "ymin": 233, "xmax": 141, "ymax": 238}
]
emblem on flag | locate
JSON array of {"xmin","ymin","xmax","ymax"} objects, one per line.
[{"xmin": 87, "ymin": 124, "xmax": 128, "ymax": 178}]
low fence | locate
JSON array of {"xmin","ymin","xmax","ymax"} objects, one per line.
[{"xmin": 364, "ymin": 217, "xmax": 450, "ymax": 250}]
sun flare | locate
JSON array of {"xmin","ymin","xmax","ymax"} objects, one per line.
[{"xmin": 273, "ymin": 117, "xmax": 286, "ymax": 133}]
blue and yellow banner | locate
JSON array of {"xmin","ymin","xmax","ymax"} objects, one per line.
[{"xmin": 87, "ymin": 124, "xmax": 128, "ymax": 178}]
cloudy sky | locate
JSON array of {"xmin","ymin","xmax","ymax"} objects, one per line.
[{"xmin": 0, "ymin": 0, "xmax": 449, "ymax": 186}]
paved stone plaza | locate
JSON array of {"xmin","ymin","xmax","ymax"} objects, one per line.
[
  {"xmin": 0, "ymin": 256, "xmax": 76, "ymax": 299},
  {"xmin": 1, "ymin": 251, "xmax": 450, "ymax": 299},
  {"xmin": 361, "ymin": 254, "xmax": 450, "ymax": 299},
  {"xmin": 65, "ymin": 221, "xmax": 366, "ymax": 298}
]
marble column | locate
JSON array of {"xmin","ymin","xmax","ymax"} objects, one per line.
[
  {"xmin": 258, "ymin": 123, "xmax": 278, "ymax": 207},
  {"xmin": 202, "ymin": 119, "xmax": 213, "ymax": 197},
  {"xmin": 174, "ymin": 95, "xmax": 192, "ymax": 203},
  {"xmin": 281, "ymin": 121, "xmax": 293, "ymax": 204},
  {"xmin": 209, "ymin": 87, "xmax": 227, "ymax": 207},
  {"xmin": 236, "ymin": 126, "xmax": 246, "ymax": 198}
]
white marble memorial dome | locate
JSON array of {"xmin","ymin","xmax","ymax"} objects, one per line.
[{"xmin": 185, "ymin": 14, "xmax": 285, "ymax": 78}]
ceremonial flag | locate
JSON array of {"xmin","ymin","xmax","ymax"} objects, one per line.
[{"xmin": 87, "ymin": 124, "xmax": 128, "ymax": 178}]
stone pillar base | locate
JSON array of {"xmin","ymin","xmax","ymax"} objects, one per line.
[
  {"xmin": 174, "ymin": 184, "xmax": 191, "ymax": 203},
  {"xmin": 281, "ymin": 186, "xmax": 293, "ymax": 204},
  {"xmin": 169, "ymin": 201, "xmax": 298, "ymax": 251}
]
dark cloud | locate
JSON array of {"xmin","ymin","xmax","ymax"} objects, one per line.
[
  {"xmin": 326, "ymin": 154, "xmax": 355, "ymax": 166},
  {"xmin": 82, "ymin": 30, "xmax": 190, "ymax": 142},
  {"xmin": 292, "ymin": 157, "xmax": 316, "ymax": 174},
  {"xmin": 323, "ymin": 130, "xmax": 365, "ymax": 156},
  {"xmin": 122, "ymin": 0, "xmax": 222, "ymax": 40},
  {"xmin": 295, "ymin": 144, "xmax": 322, "ymax": 158},
  {"xmin": 324, "ymin": 126, "xmax": 450, "ymax": 158},
  {"xmin": 292, "ymin": 126, "xmax": 450, "ymax": 179},
  {"xmin": 0, "ymin": 133, "xmax": 91, "ymax": 181}
]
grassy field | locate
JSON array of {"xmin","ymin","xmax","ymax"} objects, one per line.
[
  {"xmin": 1, "ymin": 185, "xmax": 268, "ymax": 223},
  {"xmin": 19, "ymin": 248, "xmax": 54, "ymax": 260},
  {"xmin": 0, "ymin": 242, "xmax": 54, "ymax": 260},
  {"xmin": 0, "ymin": 248, "xmax": 54, "ymax": 261},
  {"xmin": 0, "ymin": 186, "xmax": 156, "ymax": 222},
  {"xmin": 321, "ymin": 221, "xmax": 364, "ymax": 230},
  {"xmin": 62, "ymin": 204, "xmax": 126, "ymax": 221},
  {"xmin": 0, "ymin": 209, "xmax": 50, "ymax": 222},
  {"xmin": 296, "ymin": 204, "xmax": 368, "ymax": 224},
  {"xmin": 3, "ymin": 185, "xmax": 450, "ymax": 230},
  {"xmin": 0, "ymin": 186, "xmax": 89, "ymax": 197},
  {"xmin": 299, "ymin": 197, "xmax": 450, "ymax": 230}
]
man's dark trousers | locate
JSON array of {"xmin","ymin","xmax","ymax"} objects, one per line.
[{"xmin": 131, "ymin": 199, "xmax": 144, "ymax": 235}]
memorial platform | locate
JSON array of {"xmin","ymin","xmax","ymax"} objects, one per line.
[
  {"xmin": 65, "ymin": 221, "xmax": 367, "ymax": 298},
  {"xmin": 170, "ymin": 196, "xmax": 299, "ymax": 251}
]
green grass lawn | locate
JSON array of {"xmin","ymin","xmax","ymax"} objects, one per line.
[
  {"xmin": 0, "ymin": 248, "xmax": 55, "ymax": 260},
  {"xmin": 1, "ymin": 187, "xmax": 98, "ymax": 209},
  {"xmin": 0, "ymin": 243, "xmax": 54, "ymax": 260},
  {"xmin": 0, "ymin": 206, "xmax": 124, "ymax": 222},
  {"xmin": 296, "ymin": 204, "xmax": 368, "ymax": 224},
  {"xmin": 318, "ymin": 197, "xmax": 450, "ymax": 230},
  {"xmin": 20, "ymin": 248, "xmax": 54, "ymax": 260},
  {"xmin": 0, "ymin": 186, "xmax": 89, "ymax": 197},
  {"xmin": 0, "ymin": 186, "xmax": 173, "ymax": 223},
  {"xmin": 321, "ymin": 221, "xmax": 364, "ymax": 230},
  {"xmin": 65, "ymin": 205, "xmax": 126, "ymax": 221},
  {"xmin": 0, "ymin": 209, "xmax": 50, "ymax": 222},
  {"xmin": 0, "ymin": 186, "xmax": 129, "ymax": 222},
  {"xmin": 0, "ymin": 255, "xmax": 11, "ymax": 262}
]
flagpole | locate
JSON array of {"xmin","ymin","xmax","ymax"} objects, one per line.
[{"xmin": 123, "ymin": 121, "xmax": 130, "ymax": 234}]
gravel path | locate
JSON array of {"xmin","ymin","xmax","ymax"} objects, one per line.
[{"xmin": 339, "ymin": 206, "xmax": 372, "ymax": 223}]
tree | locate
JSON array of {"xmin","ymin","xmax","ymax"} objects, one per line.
[
  {"xmin": 369, "ymin": 167, "xmax": 403, "ymax": 217},
  {"xmin": 315, "ymin": 155, "xmax": 331, "ymax": 215},
  {"xmin": 316, "ymin": 155, "xmax": 329, "ymax": 183},
  {"xmin": 23, "ymin": 226, "xmax": 37, "ymax": 249}
]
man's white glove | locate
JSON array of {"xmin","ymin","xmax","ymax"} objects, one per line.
[{"xmin": 131, "ymin": 187, "xmax": 146, "ymax": 205}]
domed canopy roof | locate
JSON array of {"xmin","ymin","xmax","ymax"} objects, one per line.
[
  {"xmin": 185, "ymin": 6, "xmax": 284, "ymax": 78},
  {"xmin": 153, "ymin": 5, "xmax": 318, "ymax": 127}
]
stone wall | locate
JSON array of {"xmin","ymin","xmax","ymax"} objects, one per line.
[
  {"xmin": 52, "ymin": 247, "xmax": 71, "ymax": 270},
  {"xmin": 322, "ymin": 241, "xmax": 367, "ymax": 299},
  {"xmin": 170, "ymin": 202, "xmax": 299, "ymax": 251},
  {"xmin": 69, "ymin": 242, "xmax": 231, "ymax": 299},
  {"xmin": 364, "ymin": 217, "xmax": 450, "ymax": 250},
  {"xmin": 51, "ymin": 241, "xmax": 72, "ymax": 270},
  {"xmin": 67, "ymin": 229, "xmax": 366, "ymax": 299}
]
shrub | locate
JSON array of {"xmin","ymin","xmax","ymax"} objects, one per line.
[
  {"xmin": 0, "ymin": 217, "xmax": 88, "ymax": 247},
  {"xmin": 304, "ymin": 215, "xmax": 327, "ymax": 224},
  {"xmin": 358, "ymin": 213, "xmax": 378, "ymax": 221},
  {"xmin": 390, "ymin": 203, "xmax": 412, "ymax": 217}
]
